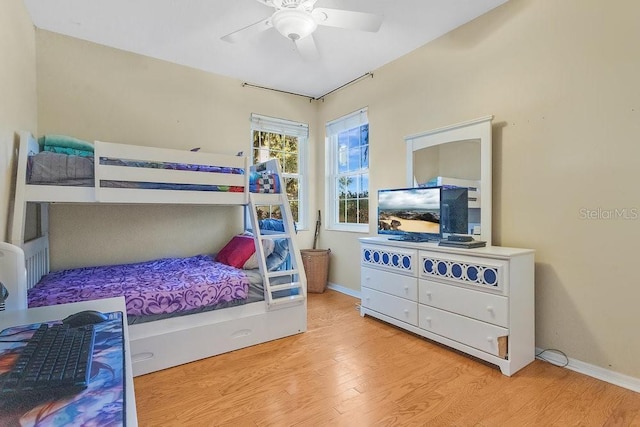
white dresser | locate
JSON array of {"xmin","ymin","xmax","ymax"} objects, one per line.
[{"xmin": 359, "ymin": 236, "xmax": 534, "ymax": 376}]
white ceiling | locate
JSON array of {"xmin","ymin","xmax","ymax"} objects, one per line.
[{"xmin": 23, "ymin": 0, "xmax": 508, "ymax": 98}]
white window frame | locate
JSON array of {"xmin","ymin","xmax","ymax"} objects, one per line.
[
  {"xmin": 325, "ymin": 108, "xmax": 369, "ymax": 233},
  {"xmin": 250, "ymin": 113, "xmax": 309, "ymax": 230}
]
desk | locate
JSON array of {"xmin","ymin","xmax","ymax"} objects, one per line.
[{"xmin": 0, "ymin": 297, "xmax": 137, "ymax": 426}]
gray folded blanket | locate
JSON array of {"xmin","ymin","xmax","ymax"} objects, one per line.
[{"xmin": 28, "ymin": 151, "xmax": 94, "ymax": 184}]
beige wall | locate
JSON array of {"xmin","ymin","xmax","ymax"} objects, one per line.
[
  {"xmin": 318, "ymin": 0, "xmax": 640, "ymax": 378},
  {"xmin": 36, "ymin": 31, "xmax": 318, "ymax": 269},
  {"xmin": 0, "ymin": 0, "xmax": 37, "ymax": 243}
]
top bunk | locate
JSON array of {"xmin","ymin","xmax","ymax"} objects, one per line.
[
  {"xmin": 15, "ymin": 131, "xmax": 252, "ymax": 205},
  {"xmin": 11, "ymin": 131, "xmax": 287, "ymax": 246}
]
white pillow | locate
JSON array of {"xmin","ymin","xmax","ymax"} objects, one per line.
[{"xmin": 242, "ymin": 238, "xmax": 276, "ymax": 269}]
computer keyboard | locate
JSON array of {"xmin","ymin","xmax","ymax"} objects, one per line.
[{"xmin": 0, "ymin": 323, "xmax": 96, "ymax": 400}]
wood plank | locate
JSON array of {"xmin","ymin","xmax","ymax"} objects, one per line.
[{"xmin": 133, "ymin": 290, "xmax": 640, "ymax": 426}]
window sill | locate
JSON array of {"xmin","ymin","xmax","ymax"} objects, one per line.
[{"xmin": 326, "ymin": 224, "xmax": 369, "ymax": 233}]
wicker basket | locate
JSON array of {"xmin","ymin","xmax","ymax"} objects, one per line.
[{"xmin": 301, "ymin": 249, "xmax": 331, "ymax": 293}]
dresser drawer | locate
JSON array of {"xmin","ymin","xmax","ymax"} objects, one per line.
[
  {"xmin": 419, "ymin": 305, "xmax": 508, "ymax": 357},
  {"xmin": 361, "ymin": 266, "xmax": 417, "ymax": 300},
  {"xmin": 362, "ymin": 287, "xmax": 418, "ymax": 326},
  {"xmin": 419, "ymin": 251, "xmax": 509, "ymax": 295},
  {"xmin": 361, "ymin": 244, "xmax": 418, "ymax": 277},
  {"xmin": 419, "ymin": 280, "xmax": 508, "ymax": 327}
]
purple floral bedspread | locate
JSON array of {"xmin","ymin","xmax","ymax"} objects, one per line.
[{"xmin": 27, "ymin": 255, "xmax": 250, "ymax": 318}]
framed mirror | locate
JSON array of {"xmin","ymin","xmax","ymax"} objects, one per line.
[{"xmin": 405, "ymin": 116, "xmax": 493, "ymax": 244}]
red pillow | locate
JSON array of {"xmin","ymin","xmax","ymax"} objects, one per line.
[{"xmin": 215, "ymin": 235, "xmax": 256, "ymax": 268}]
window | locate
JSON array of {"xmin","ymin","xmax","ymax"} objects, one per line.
[
  {"xmin": 250, "ymin": 114, "xmax": 308, "ymax": 230},
  {"xmin": 325, "ymin": 108, "xmax": 369, "ymax": 232}
]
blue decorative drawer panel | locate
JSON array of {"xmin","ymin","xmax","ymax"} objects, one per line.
[
  {"xmin": 419, "ymin": 253, "xmax": 508, "ymax": 292},
  {"xmin": 361, "ymin": 244, "xmax": 418, "ymax": 277}
]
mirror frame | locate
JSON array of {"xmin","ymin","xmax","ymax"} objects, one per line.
[{"xmin": 405, "ymin": 116, "xmax": 493, "ymax": 244}]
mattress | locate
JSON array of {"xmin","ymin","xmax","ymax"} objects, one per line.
[
  {"xmin": 26, "ymin": 152, "xmax": 246, "ymax": 191},
  {"xmin": 26, "ymin": 152, "xmax": 280, "ymax": 194},
  {"xmin": 27, "ymin": 255, "xmax": 260, "ymax": 325}
]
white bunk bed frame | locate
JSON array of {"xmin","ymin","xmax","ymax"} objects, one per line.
[{"xmin": 4, "ymin": 131, "xmax": 307, "ymax": 376}]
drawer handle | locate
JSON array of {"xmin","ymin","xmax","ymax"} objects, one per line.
[
  {"xmin": 404, "ymin": 309, "xmax": 409, "ymax": 315},
  {"xmin": 487, "ymin": 336, "xmax": 494, "ymax": 343},
  {"xmin": 486, "ymin": 305, "xmax": 494, "ymax": 313},
  {"xmin": 425, "ymin": 291, "xmax": 432, "ymax": 299},
  {"xmin": 425, "ymin": 317, "xmax": 432, "ymax": 326}
]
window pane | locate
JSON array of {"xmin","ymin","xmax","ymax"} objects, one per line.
[
  {"xmin": 361, "ymin": 145, "xmax": 369, "ymax": 169},
  {"xmin": 254, "ymin": 131, "xmax": 266, "ymax": 148},
  {"xmin": 280, "ymin": 152, "xmax": 289, "ymax": 171},
  {"xmin": 347, "ymin": 176, "xmax": 357, "ymax": 197},
  {"xmin": 347, "ymin": 148, "xmax": 359, "ymax": 172},
  {"xmin": 269, "ymin": 148, "xmax": 282, "ymax": 162},
  {"xmin": 348, "ymin": 127, "xmax": 360, "ymax": 149},
  {"xmin": 358, "ymin": 198, "xmax": 369, "ymax": 224},
  {"xmin": 346, "ymin": 199, "xmax": 358, "ymax": 223},
  {"xmin": 289, "ymin": 201, "xmax": 299, "ymax": 223},
  {"xmin": 283, "ymin": 153, "xmax": 298, "ymax": 174},
  {"xmin": 337, "ymin": 178, "xmax": 348, "ymax": 200},
  {"xmin": 253, "ymin": 147, "xmax": 270, "ymax": 164},
  {"xmin": 285, "ymin": 178, "xmax": 300, "ymax": 222},
  {"xmin": 338, "ymin": 133, "xmax": 349, "ymax": 173},
  {"xmin": 272, "ymin": 133, "xmax": 285, "ymax": 151},
  {"xmin": 256, "ymin": 205, "xmax": 278, "ymax": 219},
  {"xmin": 284, "ymin": 135, "xmax": 298, "ymax": 152},
  {"xmin": 262, "ymin": 132, "xmax": 272, "ymax": 148},
  {"xmin": 338, "ymin": 199, "xmax": 346, "ymax": 223},
  {"xmin": 285, "ymin": 177, "xmax": 298, "ymax": 200},
  {"xmin": 359, "ymin": 174, "xmax": 369, "ymax": 198},
  {"xmin": 360, "ymin": 124, "xmax": 369, "ymax": 145}
]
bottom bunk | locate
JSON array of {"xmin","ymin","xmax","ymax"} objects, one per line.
[
  {"xmin": 27, "ymin": 252, "xmax": 268, "ymax": 325},
  {"xmin": 2, "ymin": 232, "xmax": 307, "ymax": 377}
]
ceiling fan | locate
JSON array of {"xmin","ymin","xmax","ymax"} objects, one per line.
[{"xmin": 221, "ymin": 0, "xmax": 383, "ymax": 61}]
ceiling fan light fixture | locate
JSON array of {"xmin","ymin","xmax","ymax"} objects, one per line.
[{"xmin": 272, "ymin": 9, "xmax": 317, "ymax": 41}]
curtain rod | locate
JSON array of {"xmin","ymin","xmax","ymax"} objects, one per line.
[
  {"xmin": 241, "ymin": 82, "xmax": 315, "ymax": 101},
  {"xmin": 315, "ymin": 72, "xmax": 373, "ymax": 101},
  {"xmin": 242, "ymin": 72, "xmax": 374, "ymax": 102}
]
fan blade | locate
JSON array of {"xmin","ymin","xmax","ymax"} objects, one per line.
[
  {"xmin": 295, "ymin": 35, "xmax": 320, "ymax": 61},
  {"xmin": 312, "ymin": 8, "xmax": 382, "ymax": 32},
  {"xmin": 221, "ymin": 17, "xmax": 273, "ymax": 43},
  {"xmin": 254, "ymin": 0, "xmax": 276, "ymax": 7}
]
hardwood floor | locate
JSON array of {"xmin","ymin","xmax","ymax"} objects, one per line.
[{"xmin": 133, "ymin": 290, "xmax": 640, "ymax": 426}]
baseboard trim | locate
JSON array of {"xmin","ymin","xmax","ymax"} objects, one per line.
[
  {"xmin": 535, "ymin": 347, "xmax": 640, "ymax": 393},
  {"xmin": 326, "ymin": 282, "xmax": 361, "ymax": 299},
  {"xmin": 325, "ymin": 284, "xmax": 640, "ymax": 394}
]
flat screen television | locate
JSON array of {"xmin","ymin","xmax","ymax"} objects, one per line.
[{"xmin": 377, "ymin": 186, "xmax": 469, "ymax": 242}]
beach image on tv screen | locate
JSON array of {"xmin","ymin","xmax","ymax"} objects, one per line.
[{"xmin": 378, "ymin": 188, "xmax": 440, "ymax": 234}]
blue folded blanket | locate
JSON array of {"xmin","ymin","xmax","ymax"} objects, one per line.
[{"xmin": 39, "ymin": 134, "xmax": 94, "ymax": 157}]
